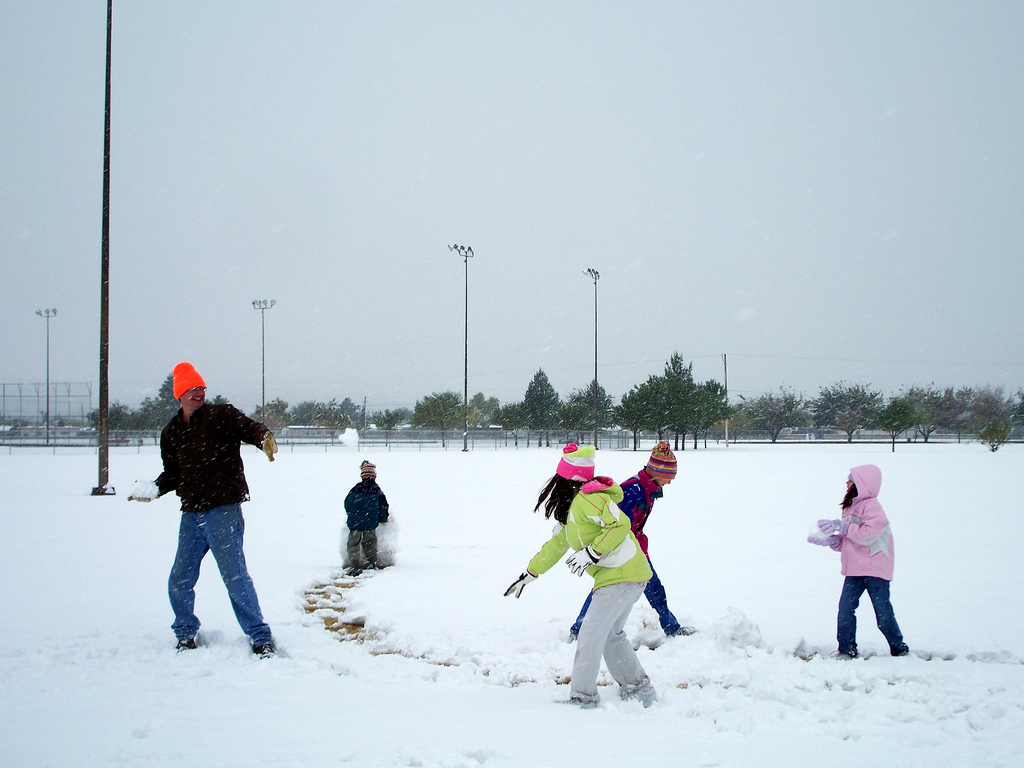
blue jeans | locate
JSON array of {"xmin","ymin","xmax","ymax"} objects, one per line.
[
  {"xmin": 837, "ymin": 576, "xmax": 907, "ymax": 656},
  {"xmin": 168, "ymin": 503, "xmax": 273, "ymax": 645},
  {"xmin": 571, "ymin": 558, "xmax": 680, "ymax": 635}
]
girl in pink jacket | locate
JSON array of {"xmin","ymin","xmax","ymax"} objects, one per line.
[{"xmin": 814, "ymin": 464, "xmax": 909, "ymax": 658}]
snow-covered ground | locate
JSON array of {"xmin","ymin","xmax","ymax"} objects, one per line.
[{"xmin": 1, "ymin": 441, "xmax": 1021, "ymax": 767}]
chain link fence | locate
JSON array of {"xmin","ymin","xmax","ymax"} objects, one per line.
[{"xmin": 0, "ymin": 382, "xmax": 94, "ymax": 425}]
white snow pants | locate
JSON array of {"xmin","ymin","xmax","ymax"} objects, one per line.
[{"xmin": 570, "ymin": 580, "xmax": 649, "ymax": 704}]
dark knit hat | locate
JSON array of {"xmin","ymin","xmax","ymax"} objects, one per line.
[
  {"xmin": 645, "ymin": 441, "xmax": 677, "ymax": 481},
  {"xmin": 360, "ymin": 460, "xmax": 377, "ymax": 479}
]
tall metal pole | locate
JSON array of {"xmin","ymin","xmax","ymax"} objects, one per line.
[
  {"xmin": 36, "ymin": 309, "xmax": 57, "ymax": 445},
  {"xmin": 92, "ymin": 0, "xmax": 114, "ymax": 495},
  {"xmin": 252, "ymin": 299, "xmax": 276, "ymax": 414},
  {"xmin": 584, "ymin": 269, "xmax": 600, "ymax": 448},
  {"xmin": 723, "ymin": 353, "xmax": 729, "ymax": 447},
  {"xmin": 449, "ymin": 245, "xmax": 473, "ymax": 452}
]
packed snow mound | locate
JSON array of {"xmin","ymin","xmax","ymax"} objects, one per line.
[{"xmin": 710, "ymin": 607, "xmax": 763, "ymax": 651}]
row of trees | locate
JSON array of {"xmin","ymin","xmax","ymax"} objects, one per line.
[
  {"xmin": 736, "ymin": 383, "xmax": 1024, "ymax": 451},
  {"xmin": 406, "ymin": 354, "xmax": 728, "ymax": 451},
  {"xmin": 89, "ymin": 356, "xmax": 1023, "ymax": 452}
]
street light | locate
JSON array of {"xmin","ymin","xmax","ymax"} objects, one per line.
[
  {"xmin": 583, "ymin": 269, "xmax": 600, "ymax": 448},
  {"xmin": 252, "ymin": 299, "xmax": 276, "ymax": 415},
  {"xmin": 449, "ymin": 244, "xmax": 474, "ymax": 452},
  {"xmin": 35, "ymin": 309, "xmax": 57, "ymax": 445}
]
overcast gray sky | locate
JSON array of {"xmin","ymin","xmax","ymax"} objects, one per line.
[{"xmin": 3, "ymin": 1, "xmax": 1023, "ymax": 416}]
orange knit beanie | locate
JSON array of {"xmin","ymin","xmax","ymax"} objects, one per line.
[{"xmin": 172, "ymin": 362, "xmax": 206, "ymax": 400}]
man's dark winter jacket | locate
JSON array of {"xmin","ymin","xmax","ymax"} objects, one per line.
[
  {"xmin": 156, "ymin": 403, "xmax": 269, "ymax": 513},
  {"xmin": 344, "ymin": 479, "xmax": 390, "ymax": 531}
]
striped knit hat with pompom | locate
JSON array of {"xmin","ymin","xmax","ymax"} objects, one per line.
[
  {"xmin": 360, "ymin": 460, "xmax": 377, "ymax": 479},
  {"xmin": 555, "ymin": 443, "xmax": 596, "ymax": 482},
  {"xmin": 645, "ymin": 440, "xmax": 677, "ymax": 481}
]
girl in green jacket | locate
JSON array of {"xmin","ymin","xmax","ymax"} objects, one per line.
[{"xmin": 505, "ymin": 444, "xmax": 656, "ymax": 708}]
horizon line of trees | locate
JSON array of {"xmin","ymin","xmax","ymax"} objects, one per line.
[
  {"xmin": 65, "ymin": 355, "xmax": 1024, "ymax": 452},
  {"xmin": 736, "ymin": 382, "xmax": 1023, "ymax": 452}
]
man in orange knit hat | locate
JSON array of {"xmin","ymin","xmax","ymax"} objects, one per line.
[
  {"xmin": 569, "ymin": 440, "xmax": 695, "ymax": 640},
  {"xmin": 128, "ymin": 362, "xmax": 280, "ymax": 656}
]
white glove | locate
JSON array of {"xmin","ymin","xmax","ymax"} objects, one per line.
[
  {"xmin": 565, "ymin": 546, "xmax": 599, "ymax": 576},
  {"xmin": 127, "ymin": 479, "xmax": 159, "ymax": 502},
  {"xmin": 504, "ymin": 571, "xmax": 537, "ymax": 598}
]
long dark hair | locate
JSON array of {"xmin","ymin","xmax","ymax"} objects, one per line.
[
  {"xmin": 535, "ymin": 475, "xmax": 583, "ymax": 525},
  {"xmin": 841, "ymin": 482, "xmax": 858, "ymax": 510}
]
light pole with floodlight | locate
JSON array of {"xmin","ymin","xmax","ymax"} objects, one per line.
[
  {"xmin": 36, "ymin": 309, "xmax": 57, "ymax": 445},
  {"xmin": 92, "ymin": 0, "xmax": 114, "ymax": 495},
  {"xmin": 449, "ymin": 244, "xmax": 474, "ymax": 452},
  {"xmin": 252, "ymin": 299, "xmax": 276, "ymax": 415},
  {"xmin": 583, "ymin": 269, "xmax": 600, "ymax": 448}
]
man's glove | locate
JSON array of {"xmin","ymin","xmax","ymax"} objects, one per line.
[
  {"xmin": 504, "ymin": 571, "xmax": 537, "ymax": 598},
  {"xmin": 565, "ymin": 546, "xmax": 599, "ymax": 576},
  {"xmin": 262, "ymin": 433, "xmax": 278, "ymax": 462},
  {"xmin": 127, "ymin": 479, "xmax": 159, "ymax": 502}
]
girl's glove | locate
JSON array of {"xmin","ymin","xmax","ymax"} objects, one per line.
[
  {"xmin": 807, "ymin": 533, "xmax": 842, "ymax": 547},
  {"xmin": 504, "ymin": 571, "xmax": 537, "ymax": 598},
  {"xmin": 565, "ymin": 546, "xmax": 599, "ymax": 576},
  {"xmin": 818, "ymin": 518, "xmax": 852, "ymax": 536},
  {"xmin": 807, "ymin": 522, "xmax": 842, "ymax": 548}
]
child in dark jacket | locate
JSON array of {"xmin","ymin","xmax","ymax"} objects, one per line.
[{"xmin": 343, "ymin": 460, "xmax": 390, "ymax": 575}]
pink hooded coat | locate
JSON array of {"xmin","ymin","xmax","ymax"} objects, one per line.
[{"xmin": 829, "ymin": 464, "xmax": 895, "ymax": 581}]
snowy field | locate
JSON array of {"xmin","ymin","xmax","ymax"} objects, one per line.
[{"xmin": 1, "ymin": 441, "xmax": 1022, "ymax": 768}]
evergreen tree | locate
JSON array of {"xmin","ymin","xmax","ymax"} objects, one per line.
[
  {"xmin": 692, "ymin": 379, "xmax": 728, "ymax": 448},
  {"xmin": 661, "ymin": 353, "xmax": 697, "ymax": 450},
  {"xmin": 158, "ymin": 374, "xmax": 175, "ymax": 405},
  {"xmin": 522, "ymin": 370, "xmax": 560, "ymax": 447},
  {"xmin": 558, "ymin": 397, "xmax": 592, "ymax": 443},
  {"xmin": 493, "ymin": 402, "xmax": 526, "ymax": 447},
  {"xmin": 615, "ymin": 382, "xmax": 654, "ymax": 450},
  {"xmin": 565, "ymin": 381, "xmax": 614, "ymax": 443}
]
